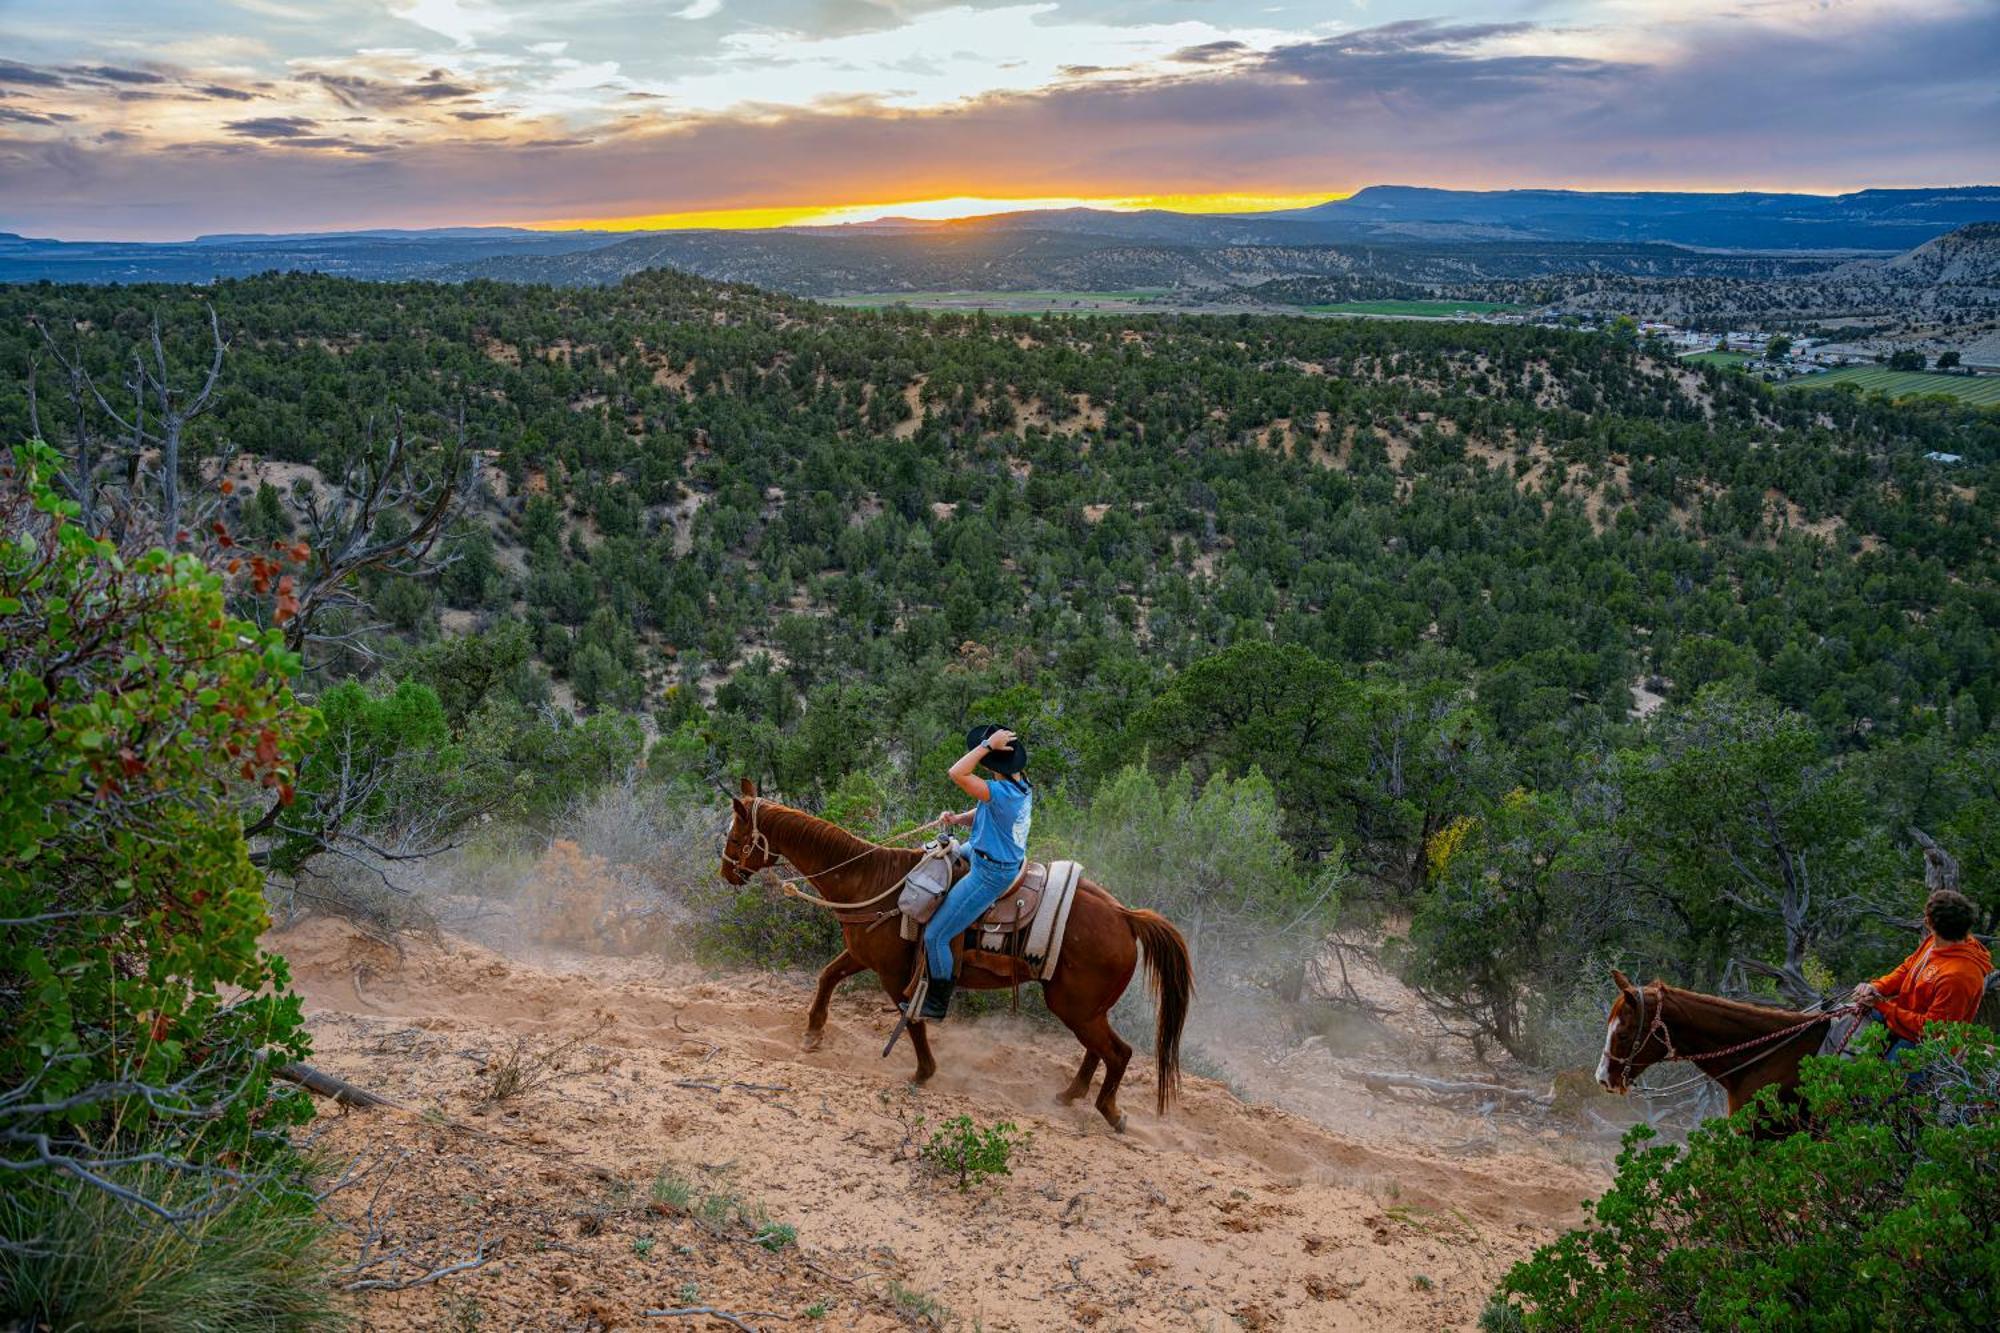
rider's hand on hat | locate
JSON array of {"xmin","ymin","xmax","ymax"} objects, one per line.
[{"xmin": 985, "ymin": 728, "xmax": 1016, "ymax": 753}]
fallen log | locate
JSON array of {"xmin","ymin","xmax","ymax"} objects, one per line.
[
  {"xmin": 1340, "ymin": 1068, "xmax": 1552, "ymax": 1110},
  {"xmin": 277, "ymin": 1061, "xmax": 402, "ymax": 1109}
]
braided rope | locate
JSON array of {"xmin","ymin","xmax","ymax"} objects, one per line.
[{"xmin": 1633, "ymin": 997, "xmax": 1860, "ymax": 1099}]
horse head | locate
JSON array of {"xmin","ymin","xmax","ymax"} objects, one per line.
[
  {"xmin": 1596, "ymin": 969, "xmax": 1673, "ymax": 1093},
  {"xmin": 718, "ymin": 778, "xmax": 779, "ymax": 885}
]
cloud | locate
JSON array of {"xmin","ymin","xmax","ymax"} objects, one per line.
[
  {"xmin": 298, "ymin": 66, "xmax": 481, "ymax": 109},
  {"xmin": 0, "ymin": 60, "xmax": 69, "ymax": 88},
  {"xmin": 0, "ymin": 105, "xmax": 72, "ymax": 125},
  {"xmin": 389, "ymin": 0, "xmax": 510, "ymax": 48},
  {"xmin": 195, "ymin": 84, "xmax": 260, "ymax": 101},
  {"xmin": 1170, "ymin": 40, "xmax": 1248, "ymax": 65},
  {"xmin": 675, "ymin": 0, "xmax": 723, "ymax": 19},
  {"xmin": 64, "ymin": 65, "xmax": 170, "ymax": 85},
  {"xmin": 226, "ymin": 115, "xmax": 320, "ymax": 138}
]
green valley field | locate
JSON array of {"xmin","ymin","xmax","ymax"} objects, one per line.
[
  {"xmin": 1680, "ymin": 350, "xmax": 1752, "ymax": 369},
  {"xmin": 1785, "ymin": 365, "xmax": 2000, "ymax": 405}
]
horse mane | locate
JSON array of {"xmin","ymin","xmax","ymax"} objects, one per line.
[
  {"xmin": 1657, "ymin": 982, "xmax": 1812, "ymax": 1027},
  {"xmin": 752, "ymin": 801, "xmax": 921, "ymax": 884}
]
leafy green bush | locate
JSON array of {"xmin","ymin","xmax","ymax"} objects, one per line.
[
  {"xmin": 0, "ymin": 441, "xmax": 334, "ymax": 1324},
  {"xmin": 1493, "ymin": 1030, "xmax": 2000, "ymax": 1331},
  {"xmin": 685, "ymin": 876, "xmax": 845, "ymax": 969},
  {"xmin": 1066, "ymin": 763, "xmax": 1341, "ymax": 978},
  {"xmin": 919, "ymin": 1114, "xmax": 1028, "ymax": 1191}
]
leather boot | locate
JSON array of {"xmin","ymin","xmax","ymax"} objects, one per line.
[{"xmin": 918, "ymin": 977, "xmax": 955, "ymax": 1022}]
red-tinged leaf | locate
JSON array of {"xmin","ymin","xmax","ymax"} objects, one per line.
[
  {"xmin": 219, "ymin": 478, "xmax": 234, "ymax": 494},
  {"xmin": 240, "ymin": 761, "xmax": 255, "ymax": 780},
  {"xmin": 227, "ymin": 559, "xmax": 242, "ymax": 574},
  {"xmin": 278, "ymin": 782, "xmax": 296, "ymax": 806},
  {"xmin": 119, "ymin": 746, "xmax": 143, "ymax": 778}
]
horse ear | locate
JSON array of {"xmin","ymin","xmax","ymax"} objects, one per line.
[
  {"xmin": 739, "ymin": 777, "xmax": 759, "ymax": 799},
  {"xmin": 1611, "ymin": 969, "xmax": 1636, "ymax": 995}
]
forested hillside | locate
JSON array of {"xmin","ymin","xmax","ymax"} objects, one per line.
[{"xmin": 5, "ymin": 269, "xmax": 1996, "ymax": 1059}]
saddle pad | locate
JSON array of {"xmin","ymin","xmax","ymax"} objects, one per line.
[{"xmin": 1025, "ymin": 860, "xmax": 1083, "ymax": 979}]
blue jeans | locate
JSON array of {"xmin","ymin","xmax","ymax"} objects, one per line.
[{"xmin": 925, "ymin": 854, "xmax": 1020, "ymax": 982}]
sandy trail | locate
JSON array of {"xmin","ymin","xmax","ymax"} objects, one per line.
[{"xmin": 282, "ymin": 919, "xmax": 1607, "ymax": 1331}]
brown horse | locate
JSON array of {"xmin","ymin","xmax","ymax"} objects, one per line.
[
  {"xmin": 718, "ymin": 781, "xmax": 1192, "ymax": 1132},
  {"xmin": 1595, "ymin": 969, "xmax": 1836, "ymax": 1122}
]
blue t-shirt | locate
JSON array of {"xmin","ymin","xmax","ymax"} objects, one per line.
[{"xmin": 969, "ymin": 778, "xmax": 1032, "ymax": 865}]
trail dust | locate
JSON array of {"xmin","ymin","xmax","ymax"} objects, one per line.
[{"xmin": 281, "ymin": 917, "xmax": 1606, "ymax": 1330}]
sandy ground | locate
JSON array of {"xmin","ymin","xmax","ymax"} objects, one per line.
[{"xmin": 282, "ymin": 919, "xmax": 1612, "ymax": 1332}]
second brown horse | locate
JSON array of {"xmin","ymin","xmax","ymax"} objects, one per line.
[
  {"xmin": 719, "ymin": 781, "xmax": 1192, "ymax": 1132},
  {"xmin": 1596, "ymin": 969, "xmax": 1835, "ymax": 1122}
]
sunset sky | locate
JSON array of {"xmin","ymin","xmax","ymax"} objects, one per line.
[{"xmin": 1, "ymin": 0, "xmax": 1994, "ymax": 240}]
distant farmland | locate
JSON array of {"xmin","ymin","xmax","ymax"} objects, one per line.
[
  {"xmin": 1783, "ymin": 366, "xmax": 2000, "ymax": 406},
  {"xmin": 1681, "ymin": 350, "xmax": 1753, "ymax": 368},
  {"xmin": 1303, "ymin": 299, "xmax": 1529, "ymax": 318}
]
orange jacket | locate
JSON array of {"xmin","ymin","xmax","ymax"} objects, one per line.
[{"xmin": 1871, "ymin": 934, "xmax": 1993, "ymax": 1043}]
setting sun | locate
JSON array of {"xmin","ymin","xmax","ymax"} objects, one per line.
[{"xmin": 523, "ymin": 191, "xmax": 1350, "ymax": 233}]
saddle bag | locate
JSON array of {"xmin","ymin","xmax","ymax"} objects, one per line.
[{"xmin": 898, "ymin": 838, "xmax": 962, "ymax": 940}]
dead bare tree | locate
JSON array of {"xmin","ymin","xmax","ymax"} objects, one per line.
[
  {"xmin": 278, "ymin": 407, "xmax": 471, "ymax": 661},
  {"xmin": 30, "ymin": 307, "xmax": 229, "ymax": 549}
]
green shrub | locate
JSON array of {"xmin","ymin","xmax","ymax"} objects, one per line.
[
  {"xmin": 1, "ymin": 441, "xmax": 318, "ymax": 1178},
  {"xmin": 919, "ymin": 1114, "xmax": 1028, "ymax": 1191},
  {"xmin": 0, "ymin": 441, "xmax": 333, "ymax": 1323},
  {"xmin": 1493, "ymin": 1030, "xmax": 2000, "ymax": 1331},
  {"xmin": 686, "ymin": 877, "xmax": 844, "ymax": 969}
]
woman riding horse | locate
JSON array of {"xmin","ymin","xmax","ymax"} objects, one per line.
[{"xmin": 917, "ymin": 723, "xmax": 1032, "ymax": 1023}]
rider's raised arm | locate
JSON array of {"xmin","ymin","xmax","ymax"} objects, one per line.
[{"xmin": 948, "ymin": 741, "xmax": 995, "ymax": 802}]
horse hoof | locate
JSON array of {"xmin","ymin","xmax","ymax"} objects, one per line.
[
  {"xmin": 1111, "ymin": 1113, "xmax": 1128, "ymax": 1134},
  {"xmin": 801, "ymin": 1031, "xmax": 822, "ymax": 1052}
]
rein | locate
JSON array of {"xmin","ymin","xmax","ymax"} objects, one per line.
[
  {"xmin": 724, "ymin": 799, "xmax": 945, "ymax": 915},
  {"xmin": 1621, "ymin": 985, "xmax": 1860, "ymax": 1094}
]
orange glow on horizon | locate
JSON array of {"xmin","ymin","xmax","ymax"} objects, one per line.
[{"xmin": 519, "ymin": 190, "xmax": 1351, "ymax": 232}]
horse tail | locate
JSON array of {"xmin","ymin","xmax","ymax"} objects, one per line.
[{"xmin": 1125, "ymin": 908, "xmax": 1193, "ymax": 1116}]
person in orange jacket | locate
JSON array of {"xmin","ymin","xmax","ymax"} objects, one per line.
[{"xmin": 1854, "ymin": 888, "xmax": 1992, "ymax": 1059}]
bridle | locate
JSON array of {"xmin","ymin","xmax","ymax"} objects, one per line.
[
  {"xmin": 719, "ymin": 797, "xmax": 775, "ymax": 881},
  {"xmin": 1609, "ymin": 982, "xmax": 1678, "ymax": 1086}
]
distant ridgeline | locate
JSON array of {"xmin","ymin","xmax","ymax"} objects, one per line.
[
  {"xmin": 4, "ymin": 185, "xmax": 1997, "ymax": 291},
  {"xmin": 1, "ymin": 269, "xmax": 1991, "ymax": 783}
]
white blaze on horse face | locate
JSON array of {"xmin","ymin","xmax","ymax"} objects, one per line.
[{"xmin": 1596, "ymin": 1012, "xmax": 1620, "ymax": 1090}]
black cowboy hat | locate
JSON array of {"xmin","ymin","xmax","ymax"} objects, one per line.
[{"xmin": 965, "ymin": 722, "xmax": 1029, "ymax": 776}]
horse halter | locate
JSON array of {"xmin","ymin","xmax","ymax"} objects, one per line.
[
  {"xmin": 1610, "ymin": 983, "xmax": 1678, "ymax": 1086},
  {"xmin": 720, "ymin": 797, "xmax": 775, "ymax": 882}
]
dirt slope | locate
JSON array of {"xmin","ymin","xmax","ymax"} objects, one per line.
[{"xmin": 282, "ymin": 919, "xmax": 1605, "ymax": 1331}]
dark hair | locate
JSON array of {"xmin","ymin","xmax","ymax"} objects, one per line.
[{"xmin": 1925, "ymin": 889, "xmax": 1977, "ymax": 942}]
